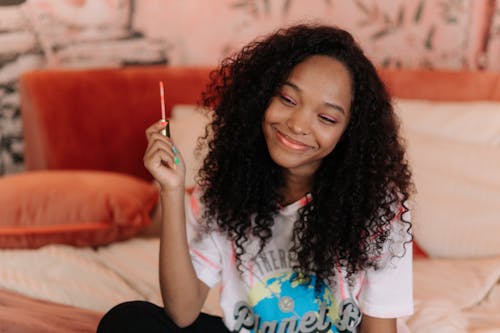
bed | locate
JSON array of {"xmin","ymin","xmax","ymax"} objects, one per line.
[{"xmin": 0, "ymin": 66, "xmax": 498, "ymax": 332}]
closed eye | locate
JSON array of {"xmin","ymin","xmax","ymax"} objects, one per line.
[
  {"xmin": 319, "ymin": 114, "xmax": 337, "ymax": 124},
  {"xmin": 279, "ymin": 93, "xmax": 296, "ymax": 106}
]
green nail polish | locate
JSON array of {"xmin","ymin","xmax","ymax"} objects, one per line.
[{"xmin": 174, "ymin": 156, "xmax": 180, "ymax": 164}]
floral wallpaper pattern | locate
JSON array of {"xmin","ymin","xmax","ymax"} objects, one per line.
[
  {"xmin": 486, "ymin": 0, "xmax": 500, "ymax": 70},
  {"xmin": 0, "ymin": 0, "xmax": 498, "ymax": 175},
  {"xmin": 0, "ymin": 0, "xmax": 168, "ymax": 174},
  {"xmin": 135, "ymin": 0, "xmax": 487, "ymax": 69},
  {"xmin": 349, "ymin": 0, "xmax": 469, "ymax": 69}
]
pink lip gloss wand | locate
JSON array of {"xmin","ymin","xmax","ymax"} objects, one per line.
[
  {"xmin": 159, "ymin": 81, "xmax": 170, "ymax": 137},
  {"xmin": 159, "ymin": 81, "xmax": 179, "ymax": 167}
]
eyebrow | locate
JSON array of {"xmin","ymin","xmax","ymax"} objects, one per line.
[{"xmin": 283, "ymin": 81, "xmax": 346, "ymax": 115}]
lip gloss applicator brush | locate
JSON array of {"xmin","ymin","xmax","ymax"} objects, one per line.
[
  {"xmin": 159, "ymin": 81, "xmax": 170, "ymax": 137},
  {"xmin": 159, "ymin": 81, "xmax": 178, "ymax": 167}
]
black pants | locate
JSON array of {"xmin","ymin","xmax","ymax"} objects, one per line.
[{"xmin": 97, "ymin": 301, "xmax": 231, "ymax": 333}]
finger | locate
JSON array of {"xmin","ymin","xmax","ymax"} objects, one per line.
[
  {"xmin": 145, "ymin": 121, "xmax": 162, "ymax": 138},
  {"xmin": 144, "ymin": 131, "xmax": 183, "ymax": 171},
  {"xmin": 145, "ymin": 134, "xmax": 176, "ymax": 159},
  {"xmin": 144, "ymin": 137, "xmax": 170, "ymax": 158},
  {"xmin": 145, "ymin": 132, "xmax": 168, "ymax": 150},
  {"xmin": 162, "ymin": 144, "xmax": 183, "ymax": 169},
  {"xmin": 144, "ymin": 140, "xmax": 175, "ymax": 164},
  {"xmin": 148, "ymin": 133, "xmax": 180, "ymax": 158},
  {"xmin": 144, "ymin": 138, "xmax": 165, "ymax": 161},
  {"xmin": 144, "ymin": 147, "xmax": 178, "ymax": 175},
  {"xmin": 162, "ymin": 154, "xmax": 178, "ymax": 171},
  {"xmin": 145, "ymin": 120, "xmax": 169, "ymax": 139},
  {"xmin": 144, "ymin": 138, "xmax": 183, "ymax": 170},
  {"xmin": 171, "ymin": 146, "xmax": 184, "ymax": 166}
]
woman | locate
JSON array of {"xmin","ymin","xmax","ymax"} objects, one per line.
[{"xmin": 98, "ymin": 24, "xmax": 414, "ymax": 333}]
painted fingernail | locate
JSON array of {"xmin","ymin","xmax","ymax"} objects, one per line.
[
  {"xmin": 174, "ymin": 156, "xmax": 180, "ymax": 165},
  {"xmin": 160, "ymin": 120, "xmax": 168, "ymax": 126},
  {"xmin": 172, "ymin": 146, "xmax": 178, "ymax": 154}
]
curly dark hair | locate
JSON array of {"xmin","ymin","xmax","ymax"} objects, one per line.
[{"xmin": 197, "ymin": 24, "xmax": 413, "ymax": 284}]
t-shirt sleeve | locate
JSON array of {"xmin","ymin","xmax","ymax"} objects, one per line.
[
  {"xmin": 186, "ymin": 188, "xmax": 222, "ymax": 288},
  {"xmin": 358, "ymin": 209, "xmax": 414, "ymax": 318}
]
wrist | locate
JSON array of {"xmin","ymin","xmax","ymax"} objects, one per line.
[{"xmin": 159, "ymin": 186, "xmax": 185, "ymax": 198}]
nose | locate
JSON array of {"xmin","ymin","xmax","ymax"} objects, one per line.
[{"xmin": 286, "ymin": 109, "xmax": 310, "ymax": 135}]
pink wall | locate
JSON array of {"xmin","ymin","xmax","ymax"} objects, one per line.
[
  {"xmin": 486, "ymin": 0, "xmax": 500, "ymax": 70},
  {"xmin": 132, "ymin": 0, "xmax": 499, "ymax": 70},
  {"xmin": 0, "ymin": 0, "xmax": 500, "ymax": 70},
  {"xmin": 1, "ymin": 0, "xmax": 497, "ymax": 70}
]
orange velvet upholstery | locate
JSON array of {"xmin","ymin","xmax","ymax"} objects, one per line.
[
  {"xmin": 378, "ymin": 68, "xmax": 500, "ymax": 102},
  {"xmin": 20, "ymin": 66, "xmax": 212, "ymax": 181},
  {"xmin": 19, "ymin": 67, "xmax": 500, "ymax": 184},
  {"xmin": 0, "ymin": 170, "xmax": 159, "ymax": 248}
]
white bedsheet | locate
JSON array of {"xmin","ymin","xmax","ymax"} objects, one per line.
[
  {"xmin": 0, "ymin": 241, "xmax": 148, "ymax": 312},
  {"xmin": 408, "ymin": 257, "xmax": 500, "ymax": 333},
  {"xmin": 1, "ymin": 238, "xmax": 499, "ymax": 332}
]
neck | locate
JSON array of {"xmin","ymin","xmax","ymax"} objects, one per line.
[{"xmin": 281, "ymin": 170, "xmax": 313, "ymax": 206}]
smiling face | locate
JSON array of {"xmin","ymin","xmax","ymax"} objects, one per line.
[{"xmin": 262, "ymin": 55, "xmax": 353, "ymax": 178}]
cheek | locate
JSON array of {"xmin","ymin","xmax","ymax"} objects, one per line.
[
  {"xmin": 263, "ymin": 102, "xmax": 279, "ymax": 123},
  {"xmin": 264, "ymin": 97, "xmax": 291, "ymax": 122},
  {"xmin": 317, "ymin": 129, "xmax": 347, "ymax": 152},
  {"xmin": 262, "ymin": 109, "xmax": 274, "ymax": 140},
  {"xmin": 262, "ymin": 110, "xmax": 272, "ymax": 134}
]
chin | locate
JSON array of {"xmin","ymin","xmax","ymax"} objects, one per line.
[{"xmin": 268, "ymin": 151, "xmax": 319, "ymax": 175}]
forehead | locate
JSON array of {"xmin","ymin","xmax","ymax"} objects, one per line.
[
  {"xmin": 285, "ymin": 55, "xmax": 353, "ymax": 106},
  {"xmin": 288, "ymin": 55, "xmax": 352, "ymax": 85}
]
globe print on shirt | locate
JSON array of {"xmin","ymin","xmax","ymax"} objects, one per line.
[{"xmin": 232, "ymin": 271, "xmax": 362, "ymax": 333}]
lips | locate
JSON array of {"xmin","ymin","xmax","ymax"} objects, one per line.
[{"xmin": 273, "ymin": 127, "xmax": 312, "ymax": 151}]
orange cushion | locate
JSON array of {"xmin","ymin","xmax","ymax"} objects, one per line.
[
  {"xmin": 0, "ymin": 171, "xmax": 159, "ymax": 248},
  {"xmin": 20, "ymin": 66, "xmax": 212, "ymax": 181}
]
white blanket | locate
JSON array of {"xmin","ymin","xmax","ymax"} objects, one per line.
[
  {"xmin": 1, "ymin": 238, "xmax": 499, "ymax": 332},
  {"xmin": 408, "ymin": 257, "xmax": 500, "ymax": 333}
]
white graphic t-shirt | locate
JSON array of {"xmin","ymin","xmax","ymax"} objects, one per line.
[{"xmin": 187, "ymin": 189, "xmax": 413, "ymax": 333}]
